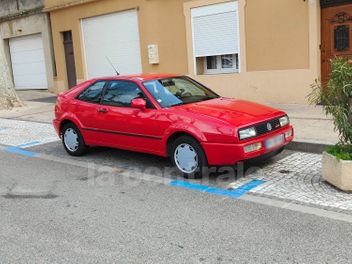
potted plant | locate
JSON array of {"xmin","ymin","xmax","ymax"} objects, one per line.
[{"xmin": 309, "ymin": 57, "xmax": 352, "ymax": 191}]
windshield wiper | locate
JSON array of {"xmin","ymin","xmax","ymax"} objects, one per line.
[
  {"xmin": 169, "ymin": 102, "xmax": 184, "ymax": 107},
  {"xmin": 204, "ymin": 96, "xmax": 218, "ymax": 100},
  {"xmin": 191, "ymin": 96, "xmax": 217, "ymax": 103}
]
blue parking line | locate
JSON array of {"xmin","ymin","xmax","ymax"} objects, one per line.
[
  {"xmin": 16, "ymin": 141, "xmax": 41, "ymax": 148},
  {"xmin": 4, "ymin": 147, "xmax": 38, "ymax": 157},
  {"xmin": 169, "ymin": 179, "xmax": 265, "ymax": 199}
]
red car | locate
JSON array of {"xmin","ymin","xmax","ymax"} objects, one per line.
[{"xmin": 53, "ymin": 74, "xmax": 294, "ymax": 178}]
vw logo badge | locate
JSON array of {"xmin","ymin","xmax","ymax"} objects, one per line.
[{"xmin": 267, "ymin": 123, "xmax": 272, "ymax": 131}]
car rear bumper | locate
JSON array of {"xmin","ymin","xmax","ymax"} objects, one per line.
[
  {"xmin": 53, "ymin": 119, "xmax": 60, "ymax": 136},
  {"xmin": 201, "ymin": 125, "xmax": 294, "ymax": 165}
]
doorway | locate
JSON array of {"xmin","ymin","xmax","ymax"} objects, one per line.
[
  {"xmin": 321, "ymin": 3, "xmax": 352, "ymax": 82},
  {"xmin": 63, "ymin": 31, "xmax": 77, "ymax": 89}
]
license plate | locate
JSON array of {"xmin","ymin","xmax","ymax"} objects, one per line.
[{"xmin": 265, "ymin": 134, "xmax": 284, "ymax": 149}]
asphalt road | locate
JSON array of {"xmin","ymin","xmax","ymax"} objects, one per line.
[{"xmin": 1, "ymin": 145, "xmax": 352, "ymax": 264}]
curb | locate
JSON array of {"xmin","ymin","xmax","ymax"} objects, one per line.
[{"xmin": 286, "ymin": 141, "xmax": 334, "ymax": 154}]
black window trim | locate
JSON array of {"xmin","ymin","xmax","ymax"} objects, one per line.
[
  {"xmin": 75, "ymin": 80, "xmax": 109, "ymax": 105},
  {"xmin": 100, "ymin": 80, "xmax": 157, "ymax": 109}
]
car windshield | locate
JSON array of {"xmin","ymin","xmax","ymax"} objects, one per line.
[{"xmin": 143, "ymin": 76, "xmax": 219, "ymax": 108}]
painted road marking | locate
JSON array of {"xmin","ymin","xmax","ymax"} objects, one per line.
[
  {"xmin": 1, "ymin": 143, "xmax": 352, "ymax": 223},
  {"xmin": 16, "ymin": 141, "xmax": 41, "ymax": 149},
  {"xmin": 3, "ymin": 140, "xmax": 41, "ymax": 157},
  {"xmin": 169, "ymin": 179, "xmax": 265, "ymax": 199},
  {"xmin": 4, "ymin": 146, "xmax": 38, "ymax": 157}
]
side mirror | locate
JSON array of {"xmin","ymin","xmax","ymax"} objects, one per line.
[{"xmin": 131, "ymin": 98, "xmax": 147, "ymax": 110}]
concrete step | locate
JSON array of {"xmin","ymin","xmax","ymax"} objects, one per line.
[{"xmin": 287, "ymin": 140, "xmax": 334, "ymax": 154}]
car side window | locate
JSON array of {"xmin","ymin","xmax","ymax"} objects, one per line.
[
  {"xmin": 102, "ymin": 81, "xmax": 151, "ymax": 108},
  {"xmin": 77, "ymin": 81, "xmax": 106, "ymax": 104}
]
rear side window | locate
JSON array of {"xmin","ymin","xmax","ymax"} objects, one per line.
[
  {"xmin": 77, "ymin": 81, "xmax": 106, "ymax": 103},
  {"xmin": 102, "ymin": 81, "xmax": 145, "ymax": 107}
]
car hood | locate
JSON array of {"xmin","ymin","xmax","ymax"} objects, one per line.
[{"xmin": 178, "ymin": 98, "xmax": 285, "ymax": 128}]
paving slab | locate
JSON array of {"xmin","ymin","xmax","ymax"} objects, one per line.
[
  {"xmin": 227, "ymin": 152, "xmax": 352, "ymax": 214},
  {"xmin": 0, "ymin": 90, "xmax": 56, "ymax": 124},
  {"xmin": 0, "ymin": 118, "xmax": 58, "ymax": 147},
  {"xmin": 269, "ymin": 103, "xmax": 339, "ymax": 146}
]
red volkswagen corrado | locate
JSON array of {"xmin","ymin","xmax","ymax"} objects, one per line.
[{"xmin": 53, "ymin": 74, "xmax": 294, "ymax": 178}]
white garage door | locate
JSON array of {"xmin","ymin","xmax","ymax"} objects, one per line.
[
  {"xmin": 81, "ymin": 9, "xmax": 142, "ymax": 78},
  {"xmin": 9, "ymin": 34, "xmax": 48, "ymax": 90}
]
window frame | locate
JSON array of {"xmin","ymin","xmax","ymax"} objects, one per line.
[
  {"xmin": 203, "ymin": 54, "xmax": 239, "ymax": 75},
  {"xmin": 76, "ymin": 80, "xmax": 108, "ymax": 104},
  {"xmin": 191, "ymin": 1, "xmax": 241, "ymax": 75},
  {"xmin": 101, "ymin": 80, "xmax": 156, "ymax": 109}
]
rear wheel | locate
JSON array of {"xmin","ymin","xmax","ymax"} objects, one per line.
[
  {"xmin": 171, "ymin": 136, "xmax": 208, "ymax": 179},
  {"xmin": 62, "ymin": 123, "xmax": 88, "ymax": 156}
]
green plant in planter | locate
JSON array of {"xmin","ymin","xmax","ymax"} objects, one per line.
[{"xmin": 308, "ymin": 57, "xmax": 352, "ymax": 160}]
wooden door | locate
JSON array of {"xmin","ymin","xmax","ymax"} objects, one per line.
[
  {"xmin": 63, "ymin": 31, "xmax": 77, "ymax": 89},
  {"xmin": 321, "ymin": 4, "xmax": 352, "ymax": 83}
]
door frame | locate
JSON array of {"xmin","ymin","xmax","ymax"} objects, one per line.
[
  {"xmin": 320, "ymin": 0, "xmax": 352, "ymax": 82},
  {"xmin": 321, "ymin": 0, "xmax": 352, "ymax": 8},
  {"xmin": 62, "ymin": 31, "xmax": 77, "ymax": 89}
]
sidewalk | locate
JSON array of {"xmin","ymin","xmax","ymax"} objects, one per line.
[
  {"xmin": 269, "ymin": 103, "xmax": 338, "ymax": 146},
  {"xmin": 0, "ymin": 90, "xmax": 55, "ymax": 124},
  {"xmin": 0, "ymin": 91, "xmax": 339, "ymax": 147}
]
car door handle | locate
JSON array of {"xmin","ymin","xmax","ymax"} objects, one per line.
[{"xmin": 97, "ymin": 108, "xmax": 108, "ymax": 113}]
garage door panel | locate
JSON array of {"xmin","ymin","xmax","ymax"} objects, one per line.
[
  {"xmin": 82, "ymin": 9, "xmax": 142, "ymax": 78},
  {"xmin": 10, "ymin": 49, "xmax": 45, "ymax": 64},
  {"xmin": 12, "ymin": 71, "xmax": 47, "ymax": 88},
  {"xmin": 9, "ymin": 36, "xmax": 44, "ymax": 52},
  {"xmin": 12, "ymin": 61, "xmax": 46, "ymax": 75},
  {"xmin": 9, "ymin": 34, "xmax": 48, "ymax": 90}
]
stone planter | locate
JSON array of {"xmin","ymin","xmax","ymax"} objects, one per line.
[{"xmin": 322, "ymin": 152, "xmax": 352, "ymax": 192}]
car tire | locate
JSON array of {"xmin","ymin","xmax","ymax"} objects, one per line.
[
  {"xmin": 62, "ymin": 122, "xmax": 88, "ymax": 156},
  {"xmin": 171, "ymin": 136, "xmax": 208, "ymax": 179}
]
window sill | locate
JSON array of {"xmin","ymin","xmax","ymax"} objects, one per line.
[{"xmin": 201, "ymin": 70, "xmax": 240, "ymax": 75}]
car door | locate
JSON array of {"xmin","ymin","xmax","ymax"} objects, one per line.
[
  {"xmin": 94, "ymin": 80, "xmax": 164, "ymax": 154},
  {"xmin": 73, "ymin": 80, "xmax": 107, "ymax": 145}
]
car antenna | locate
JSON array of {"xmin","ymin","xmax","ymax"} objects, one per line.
[{"xmin": 105, "ymin": 56, "xmax": 120, "ymax": 75}]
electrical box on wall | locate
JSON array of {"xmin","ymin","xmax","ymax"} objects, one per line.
[{"xmin": 148, "ymin": 44, "xmax": 159, "ymax": 64}]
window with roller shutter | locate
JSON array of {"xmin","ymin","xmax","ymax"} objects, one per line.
[{"xmin": 191, "ymin": 1, "xmax": 240, "ymax": 75}]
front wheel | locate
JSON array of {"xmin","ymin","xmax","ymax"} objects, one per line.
[
  {"xmin": 171, "ymin": 136, "xmax": 208, "ymax": 179},
  {"xmin": 62, "ymin": 123, "xmax": 88, "ymax": 156}
]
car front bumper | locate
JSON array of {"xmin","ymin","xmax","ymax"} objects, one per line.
[{"xmin": 201, "ymin": 125, "xmax": 294, "ymax": 166}]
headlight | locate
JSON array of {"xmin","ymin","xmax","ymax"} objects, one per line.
[
  {"xmin": 239, "ymin": 127, "xmax": 256, "ymax": 140},
  {"xmin": 279, "ymin": 115, "xmax": 289, "ymax": 127}
]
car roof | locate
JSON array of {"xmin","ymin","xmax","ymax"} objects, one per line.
[{"xmin": 91, "ymin": 74, "xmax": 181, "ymax": 82}]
